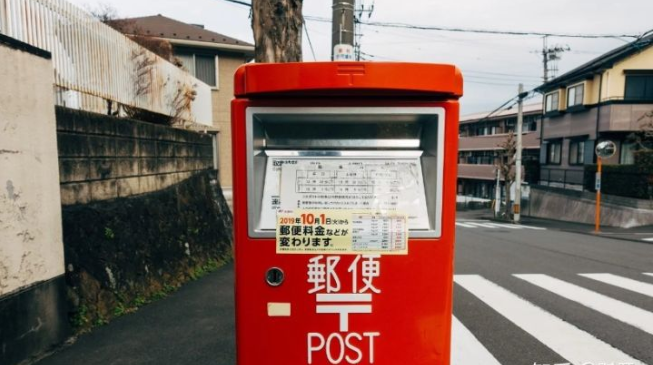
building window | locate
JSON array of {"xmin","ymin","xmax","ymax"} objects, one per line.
[
  {"xmin": 620, "ymin": 142, "xmax": 638, "ymax": 165},
  {"xmin": 569, "ymin": 140, "xmax": 586, "ymax": 165},
  {"xmin": 547, "ymin": 140, "xmax": 561, "ymax": 164},
  {"xmin": 545, "ymin": 92, "xmax": 559, "ymax": 113},
  {"xmin": 625, "ymin": 74, "xmax": 653, "ymax": 101},
  {"xmin": 567, "ymin": 84, "xmax": 584, "ymax": 107},
  {"xmin": 524, "ymin": 116, "xmax": 538, "ymax": 132},
  {"xmin": 176, "ymin": 52, "xmax": 218, "ymax": 87}
]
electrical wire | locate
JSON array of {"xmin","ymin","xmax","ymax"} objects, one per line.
[
  {"xmin": 221, "ymin": 0, "xmax": 251, "ymax": 6},
  {"xmin": 305, "ymin": 15, "xmax": 641, "ymax": 40},
  {"xmin": 474, "ymin": 89, "xmax": 539, "ymax": 124},
  {"xmin": 303, "ymin": 19, "xmax": 317, "ymax": 61}
]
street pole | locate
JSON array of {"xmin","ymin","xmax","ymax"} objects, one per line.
[
  {"xmin": 331, "ymin": 0, "xmax": 355, "ymax": 60},
  {"xmin": 494, "ymin": 168, "xmax": 501, "ymax": 217},
  {"xmin": 593, "ymin": 140, "xmax": 615, "ymax": 234},
  {"xmin": 595, "ymin": 157, "xmax": 602, "ymax": 232},
  {"xmin": 514, "ymin": 84, "xmax": 524, "ymax": 223}
]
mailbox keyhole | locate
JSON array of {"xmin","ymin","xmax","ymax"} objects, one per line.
[{"xmin": 266, "ymin": 267, "xmax": 284, "ymax": 287}]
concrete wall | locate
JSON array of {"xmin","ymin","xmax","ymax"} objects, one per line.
[
  {"xmin": 56, "ymin": 107, "xmax": 214, "ymax": 205},
  {"xmin": 528, "ymin": 185, "xmax": 653, "ymax": 228},
  {"xmin": 212, "ymin": 54, "xmax": 246, "ymax": 191},
  {"xmin": 55, "ymin": 107, "xmax": 233, "ymax": 332},
  {"xmin": 0, "ymin": 36, "xmax": 69, "ymax": 365}
]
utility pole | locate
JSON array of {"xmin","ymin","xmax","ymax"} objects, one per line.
[
  {"xmin": 541, "ymin": 36, "xmax": 570, "ymax": 82},
  {"xmin": 332, "ymin": 0, "xmax": 355, "ymax": 61},
  {"xmin": 494, "ymin": 168, "xmax": 501, "ymax": 217},
  {"xmin": 514, "ymin": 84, "xmax": 525, "ymax": 223}
]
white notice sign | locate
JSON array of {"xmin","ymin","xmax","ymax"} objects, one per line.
[{"xmin": 261, "ymin": 158, "xmax": 430, "ymax": 230}]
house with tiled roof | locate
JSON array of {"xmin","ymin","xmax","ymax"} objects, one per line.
[{"xmin": 535, "ymin": 34, "xmax": 653, "ymax": 190}]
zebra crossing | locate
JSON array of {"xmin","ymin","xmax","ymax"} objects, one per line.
[
  {"xmin": 452, "ymin": 272, "xmax": 653, "ymax": 365},
  {"xmin": 456, "ymin": 219, "xmax": 546, "ymax": 230}
]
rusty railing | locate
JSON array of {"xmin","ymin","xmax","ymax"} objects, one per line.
[{"xmin": 0, "ymin": 0, "xmax": 212, "ymax": 126}]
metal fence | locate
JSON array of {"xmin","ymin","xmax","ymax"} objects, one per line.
[
  {"xmin": 0, "ymin": 0, "xmax": 212, "ymax": 126},
  {"xmin": 539, "ymin": 167, "xmax": 585, "ymax": 190}
]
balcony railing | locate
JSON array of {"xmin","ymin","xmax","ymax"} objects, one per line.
[
  {"xmin": 0, "ymin": 0, "xmax": 212, "ymax": 126},
  {"xmin": 539, "ymin": 167, "xmax": 585, "ymax": 190}
]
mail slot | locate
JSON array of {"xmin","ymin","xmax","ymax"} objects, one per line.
[{"xmin": 232, "ymin": 62, "xmax": 462, "ymax": 365}]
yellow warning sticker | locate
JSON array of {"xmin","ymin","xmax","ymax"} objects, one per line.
[{"xmin": 276, "ymin": 210, "xmax": 408, "ymax": 255}]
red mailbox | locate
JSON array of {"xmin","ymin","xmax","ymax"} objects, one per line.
[{"xmin": 232, "ymin": 62, "xmax": 462, "ymax": 365}]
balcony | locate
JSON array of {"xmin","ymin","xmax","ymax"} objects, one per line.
[{"xmin": 459, "ymin": 132, "xmax": 540, "ymax": 151}]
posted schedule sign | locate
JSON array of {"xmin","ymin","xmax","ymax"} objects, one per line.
[
  {"xmin": 276, "ymin": 210, "xmax": 408, "ymax": 255},
  {"xmin": 261, "ymin": 157, "xmax": 430, "ymax": 231}
]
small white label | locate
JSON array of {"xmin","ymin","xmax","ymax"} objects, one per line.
[{"xmin": 267, "ymin": 302, "xmax": 291, "ymax": 317}]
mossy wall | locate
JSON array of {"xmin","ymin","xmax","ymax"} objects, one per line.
[{"xmin": 62, "ymin": 171, "xmax": 233, "ymax": 330}]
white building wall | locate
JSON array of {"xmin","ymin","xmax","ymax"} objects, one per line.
[{"xmin": 0, "ymin": 43, "xmax": 64, "ymax": 295}]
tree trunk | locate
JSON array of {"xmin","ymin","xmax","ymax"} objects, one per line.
[
  {"xmin": 504, "ymin": 180, "xmax": 512, "ymax": 218},
  {"xmin": 251, "ymin": 0, "xmax": 304, "ymax": 63}
]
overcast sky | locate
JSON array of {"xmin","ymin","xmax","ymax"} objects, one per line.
[{"xmin": 69, "ymin": 0, "xmax": 653, "ymax": 115}]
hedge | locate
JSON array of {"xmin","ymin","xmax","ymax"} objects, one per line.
[{"xmin": 584, "ymin": 164, "xmax": 653, "ymax": 199}]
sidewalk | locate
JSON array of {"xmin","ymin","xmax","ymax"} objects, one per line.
[
  {"xmin": 35, "ymin": 264, "xmax": 236, "ymax": 365},
  {"xmin": 457, "ymin": 209, "xmax": 653, "ymax": 243}
]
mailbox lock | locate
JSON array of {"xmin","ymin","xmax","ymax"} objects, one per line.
[{"xmin": 265, "ymin": 267, "xmax": 285, "ymax": 287}]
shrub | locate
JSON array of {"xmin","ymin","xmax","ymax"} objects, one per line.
[{"xmin": 584, "ymin": 164, "xmax": 653, "ymax": 199}]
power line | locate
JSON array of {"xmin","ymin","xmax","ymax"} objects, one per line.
[
  {"xmin": 464, "ymin": 70, "xmax": 541, "ymax": 79},
  {"xmin": 304, "ymin": 19, "xmax": 317, "ymax": 61},
  {"xmin": 221, "ymin": 0, "xmax": 251, "ymax": 6},
  {"xmin": 305, "ymin": 16, "xmax": 641, "ymax": 39},
  {"xmin": 474, "ymin": 90, "xmax": 534, "ymax": 124},
  {"xmin": 465, "ymin": 72, "xmax": 541, "ymax": 81}
]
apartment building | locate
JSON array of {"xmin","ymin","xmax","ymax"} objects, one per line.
[
  {"xmin": 458, "ymin": 103, "xmax": 542, "ymax": 199},
  {"xmin": 536, "ymin": 34, "xmax": 653, "ymax": 190}
]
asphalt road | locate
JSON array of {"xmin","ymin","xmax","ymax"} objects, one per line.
[
  {"xmin": 453, "ymin": 220, "xmax": 653, "ymax": 365},
  {"xmin": 36, "ymin": 221, "xmax": 653, "ymax": 365}
]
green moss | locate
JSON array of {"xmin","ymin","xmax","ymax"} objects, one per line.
[
  {"xmin": 104, "ymin": 227, "xmax": 115, "ymax": 240},
  {"xmin": 71, "ymin": 304, "xmax": 90, "ymax": 329}
]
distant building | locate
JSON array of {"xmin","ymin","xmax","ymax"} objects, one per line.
[
  {"xmin": 112, "ymin": 14, "xmax": 255, "ymax": 195},
  {"xmin": 536, "ymin": 34, "xmax": 653, "ymax": 190},
  {"xmin": 458, "ymin": 103, "xmax": 542, "ymax": 200}
]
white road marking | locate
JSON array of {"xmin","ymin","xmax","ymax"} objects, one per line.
[
  {"xmin": 454, "ymin": 275, "xmax": 644, "ymax": 365},
  {"xmin": 455, "ymin": 222, "xmax": 477, "ymax": 228},
  {"xmin": 579, "ymin": 273, "xmax": 653, "ymax": 298},
  {"xmin": 515, "ymin": 274, "xmax": 653, "ymax": 335},
  {"xmin": 645, "ymin": 273, "xmax": 653, "ymax": 278},
  {"xmin": 451, "ymin": 315, "xmax": 501, "ymax": 365},
  {"xmin": 455, "ymin": 221, "xmax": 546, "ymax": 230},
  {"xmin": 642, "ymin": 237, "xmax": 653, "ymax": 242},
  {"xmin": 464, "ymin": 222, "xmax": 498, "ymax": 228},
  {"xmin": 484, "ymin": 223, "xmax": 522, "ymax": 229}
]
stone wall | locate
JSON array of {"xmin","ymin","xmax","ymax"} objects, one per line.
[
  {"xmin": 55, "ymin": 108, "xmax": 233, "ymax": 331},
  {"xmin": 56, "ymin": 106, "xmax": 214, "ymax": 205},
  {"xmin": 63, "ymin": 171, "xmax": 233, "ymax": 331}
]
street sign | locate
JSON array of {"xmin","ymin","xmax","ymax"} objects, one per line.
[
  {"xmin": 595, "ymin": 172, "xmax": 601, "ymax": 191},
  {"xmin": 333, "ymin": 44, "xmax": 354, "ymax": 61}
]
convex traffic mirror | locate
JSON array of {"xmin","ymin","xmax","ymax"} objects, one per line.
[{"xmin": 595, "ymin": 140, "xmax": 616, "ymax": 159}]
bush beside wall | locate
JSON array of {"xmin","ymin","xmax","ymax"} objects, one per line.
[
  {"xmin": 62, "ymin": 171, "xmax": 233, "ymax": 331},
  {"xmin": 584, "ymin": 164, "xmax": 653, "ymax": 200}
]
